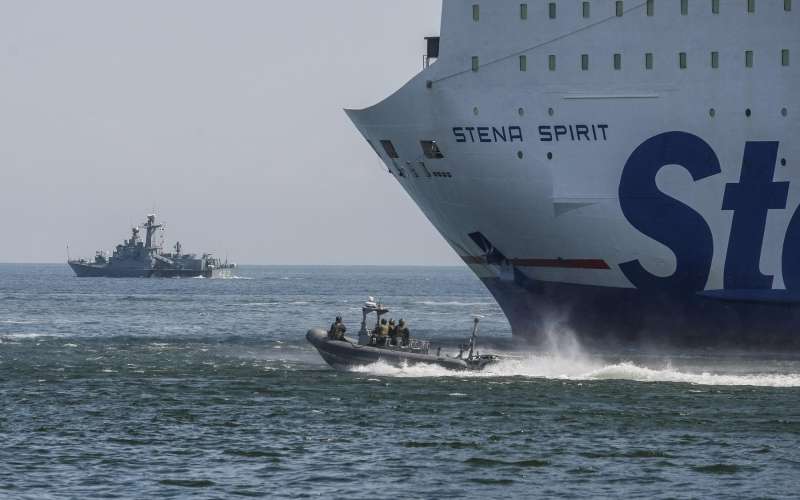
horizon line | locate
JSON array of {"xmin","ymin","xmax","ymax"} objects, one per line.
[{"xmin": 0, "ymin": 261, "xmax": 467, "ymax": 268}]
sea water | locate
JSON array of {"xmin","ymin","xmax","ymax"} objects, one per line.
[{"xmin": 1, "ymin": 264, "xmax": 799, "ymax": 499}]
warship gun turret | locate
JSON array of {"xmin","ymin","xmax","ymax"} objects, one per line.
[{"xmin": 68, "ymin": 214, "xmax": 236, "ymax": 278}]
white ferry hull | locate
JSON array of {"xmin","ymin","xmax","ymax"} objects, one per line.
[{"xmin": 348, "ymin": 0, "xmax": 800, "ymax": 348}]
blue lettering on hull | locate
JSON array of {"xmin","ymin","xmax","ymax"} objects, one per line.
[
  {"xmin": 619, "ymin": 132, "xmax": 797, "ymax": 299},
  {"xmin": 453, "ymin": 126, "xmax": 523, "ymax": 143},
  {"xmin": 618, "ymin": 132, "xmax": 720, "ymax": 292}
]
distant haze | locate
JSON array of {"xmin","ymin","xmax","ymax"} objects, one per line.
[{"xmin": 0, "ymin": 1, "xmax": 458, "ymax": 265}]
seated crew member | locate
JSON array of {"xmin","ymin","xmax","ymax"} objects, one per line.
[
  {"xmin": 396, "ymin": 319, "xmax": 410, "ymax": 346},
  {"xmin": 388, "ymin": 319, "xmax": 398, "ymax": 346},
  {"xmin": 328, "ymin": 316, "xmax": 347, "ymax": 341},
  {"xmin": 376, "ymin": 318, "xmax": 390, "ymax": 346}
]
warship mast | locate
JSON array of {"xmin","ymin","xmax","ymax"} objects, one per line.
[{"xmin": 143, "ymin": 214, "xmax": 162, "ymax": 252}]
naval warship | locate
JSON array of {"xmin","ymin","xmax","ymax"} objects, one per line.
[{"xmin": 68, "ymin": 214, "xmax": 236, "ymax": 278}]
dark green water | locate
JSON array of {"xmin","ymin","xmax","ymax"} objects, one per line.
[{"xmin": 1, "ymin": 264, "xmax": 799, "ymax": 499}]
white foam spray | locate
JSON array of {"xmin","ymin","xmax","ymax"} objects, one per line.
[{"xmin": 349, "ymin": 319, "xmax": 800, "ymax": 388}]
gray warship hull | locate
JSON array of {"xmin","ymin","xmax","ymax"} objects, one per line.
[
  {"xmin": 68, "ymin": 261, "xmax": 232, "ymax": 279},
  {"xmin": 306, "ymin": 329, "xmax": 489, "ymax": 371}
]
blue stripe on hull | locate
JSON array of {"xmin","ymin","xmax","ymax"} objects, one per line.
[{"xmin": 481, "ymin": 272, "xmax": 800, "ymax": 350}]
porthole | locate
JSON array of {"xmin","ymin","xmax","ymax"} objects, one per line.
[
  {"xmin": 518, "ymin": 107, "xmax": 525, "ymax": 116},
  {"xmin": 473, "ymin": 107, "xmax": 479, "ymax": 116},
  {"xmin": 547, "ymin": 152, "xmax": 553, "ymax": 160},
  {"xmin": 782, "ymin": 108, "xmax": 788, "ymax": 117},
  {"xmin": 548, "ymin": 107, "xmax": 555, "ymax": 117},
  {"xmin": 745, "ymin": 108, "xmax": 752, "ymax": 117},
  {"xmin": 709, "ymin": 108, "xmax": 716, "ymax": 117},
  {"xmin": 517, "ymin": 151, "xmax": 524, "ymax": 159},
  {"xmin": 781, "ymin": 159, "xmax": 787, "ymax": 167}
]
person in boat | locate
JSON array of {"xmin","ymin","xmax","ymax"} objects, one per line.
[
  {"xmin": 375, "ymin": 318, "xmax": 390, "ymax": 346},
  {"xmin": 328, "ymin": 316, "xmax": 347, "ymax": 341},
  {"xmin": 396, "ymin": 319, "xmax": 410, "ymax": 346},
  {"xmin": 388, "ymin": 319, "xmax": 398, "ymax": 346}
]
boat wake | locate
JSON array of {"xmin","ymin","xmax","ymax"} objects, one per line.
[{"xmin": 349, "ymin": 355, "xmax": 800, "ymax": 388}]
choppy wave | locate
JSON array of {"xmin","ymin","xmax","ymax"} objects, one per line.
[
  {"xmin": 349, "ymin": 356, "xmax": 800, "ymax": 387},
  {"xmin": 0, "ymin": 319, "xmax": 37, "ymax": 325},
  {"xmin": 416, "ymin": 300, "xmax": 495, "ymax": 307},
  {"xmin": 0, "ymin": 332, "xmax": 49, "ymax": 340}
]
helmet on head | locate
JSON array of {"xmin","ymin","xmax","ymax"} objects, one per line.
[
  {"xmin": 336, "ymin": 315, "xmax": 342, "ymax": 322},
  {"xmin": 381, "ymin": 318, "xmax": 387, "ymax": 325},
  {"xmin": 399, "ymin": 319, "xmax": 405, "ymax": 326},
  {"xmin": 389, "ymin": 319, "xmax": 396, "ymax": 325}
]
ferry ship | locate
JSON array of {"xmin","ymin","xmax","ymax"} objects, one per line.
[{"xmin": 347, "ymin": 0, "xmax": 799, "ymax": 348}]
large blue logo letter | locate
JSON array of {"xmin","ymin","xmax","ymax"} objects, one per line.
[
  {"xmin": 782, "ymin": 207, "xmax": 800, "ymax": 291},
  {"xmin": 722, "ymin": 142, "xmax": 788, "ymax": 290},
  {"xmin": 619, "ymin": 132, "xmax": 721, "ymax": 292}
]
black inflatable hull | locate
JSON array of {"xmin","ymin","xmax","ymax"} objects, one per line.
[{"xmin": 306, "ymin": 329, "xmax": 472, "ymax": 371}]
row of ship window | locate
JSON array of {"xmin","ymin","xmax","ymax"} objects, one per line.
[
  {"xmin": 376, "ymin": 140, "xmax": 445, "ymax": 160},
  {"xmin": 471, "ymin": 49, "xmax": 790, "ymax": 72},
  {"xmin": 367, "ymin": 141, "xmax": 452, "ymax": 179},
  {"xmin": 472, "ymin": 0, "xmax": 792, "ymax": 21}
]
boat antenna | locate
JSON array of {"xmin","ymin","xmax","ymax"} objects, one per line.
[
  {"xmin": 468, "ymin": 315, "xmax": 484, "ymax": 359},
  {"xmin": 66, "ymin": 242, "xmax": 70, "ymax": 262}
]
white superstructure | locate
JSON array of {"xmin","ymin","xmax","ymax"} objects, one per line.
[{"xmin": 348, "ymin": 0, "xmax": 799, "ymax": 348}]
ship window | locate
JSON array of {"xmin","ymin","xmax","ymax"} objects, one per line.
[
  {"xmin": 549, "ymin": 2, "xmax": 556, "ymax": 19},
  {"xmin": 712, "ymin": 0, "xmax": 720, "ymax": 14},
  {"xmin": 786, "ymin": 0, "xmax": 792, "ymax": 11},
  {"xmin": 781, "ymin": 107, "xmax": 788, "ymax": 117},
  {"xmin": 472, "ymin": 56, "xmax": 480, "ymax": 72},
  {"xmin": 711, "ymin": 51, "xmax": 719, "ymax": 68},
  {"xmin": 519, "ymin": 55, "xmax": 527, "ymax": 71},
  {"xmin": 679, "ymin": 52, "xmax": 687, "ymax": 69},
  {"xmin": 582, "ymin": 1, "xmax": 591, "ymax": 18},
  {"xmin": 647, "ymin": 0, "xmax": 654, "ymax": 16},
  {"xmin": 783, "ymin": 49, "xmax": 790, "ymax": 66},
  {"xmin": 549, "ymin": 54, "xmax": 557, "ymax": 71},
  {"xmin": 616, "ymin": 1, "xmax": 624, "ymax": 17},
  {"xmin": 421, "ymin": 141, "xmax": 445, "ymax": 160},
  {"xmin": 472, "ymin": 4, "xmax": 480, "ymax": 21},
  {"xmin": 581, "ymin": 54, "xmax": 589, "ymax": 71},
  {"xmin": 381, "ymin": 140, "xmax": 399, "ymax": 159},
  {"xmin": 520, "ymin": 3, "xmax": 528, "ymax": 19},
  {"xmin": 745, "ymin": 50, "xmax": 753, "ymax": 68},
  {"xmin": 681, "ymin": 0, "xmax": 688, "ymax": 15},
  {"xmin": 746, "ymin": 108, "xmax": 752, "ymax": 117},
  {"xmin": 645, "ymin": 52, "xmax": 653, "ymax": 70},
  {"xmin": 614, "ymin": 53, "xmax": 622, "ymax": 70},
  {"xmin": 709, "ymin": 108, "xmax": 716, "ymax": 117},
  {"xmin": 747, "ymin": 0, "xmax": 755, "ymax": 13}
]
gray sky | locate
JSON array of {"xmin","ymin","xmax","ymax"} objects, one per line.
[{"xmin": 0, "ymin": 0, "xmax": 459, "ymax": 265}]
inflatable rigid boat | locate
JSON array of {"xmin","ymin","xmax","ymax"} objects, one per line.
[{"xmin": 307, "ymin": 300, "xmax": 499, "ymax": 372}]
